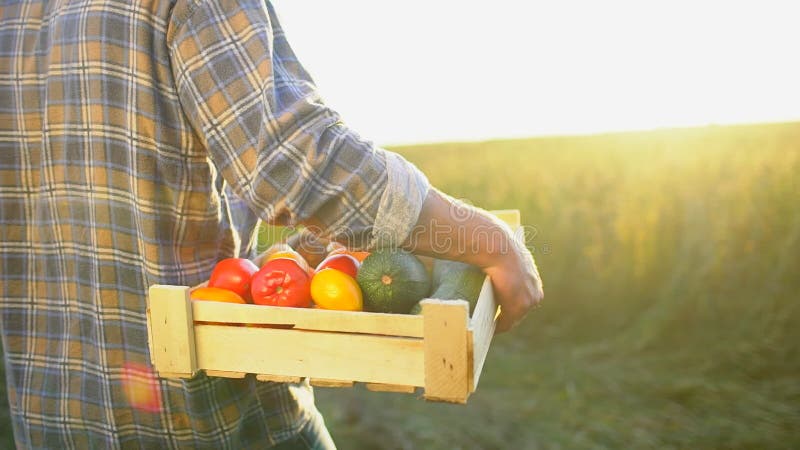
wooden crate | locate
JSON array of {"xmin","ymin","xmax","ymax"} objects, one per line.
[{"xmin": 146, "ymin": 209, "xmax": 520, "ymax": 404}]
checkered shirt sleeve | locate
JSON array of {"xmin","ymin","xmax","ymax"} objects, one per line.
[{"xmin": 169, "ymin": 0, "xmax": 429, "ymax": 249}]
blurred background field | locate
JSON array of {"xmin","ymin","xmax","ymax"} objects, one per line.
[
  {"xmin": 1, "ymin": 121, "xmax": 798, "ymax": 448},
  {"xmin": 313, "ymin": 121, "xmax": 800, "ymax": 449}
]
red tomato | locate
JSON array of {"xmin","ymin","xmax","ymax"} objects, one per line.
[
  {"xmin": 208, "ymin": 258, "xmax": 259, "ymax": 300},
  {"xmin": 251, "ymin": 258, "xmax": 312, "ymax": 307},
  {"xmin": 316, "ymin": 253, "xmax": 360, "ymax": 279}
]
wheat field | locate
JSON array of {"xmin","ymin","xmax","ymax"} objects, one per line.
[
  {"xmin": 0, "ymin": 122, "xmax": 798, "ymax": 448},
  {"xmin": 314, "ymin": 122, "xmax": 800, "ymax": 449}
]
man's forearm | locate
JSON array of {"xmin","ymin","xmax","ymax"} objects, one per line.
[
  {"xmin": 403, "ymin": 187, "xmax": 543, "ymax": 333},
  {"xmin": 402, "ymin": 188, "xmax": 512, "ymax": 270}
]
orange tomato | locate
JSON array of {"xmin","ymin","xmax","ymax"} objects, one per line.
[
  {"xmin": 310, "ymin": 268, "xmax": 363, "ymax": 311},
  {"xmin": 190, "ymin": 287, "xmax": 247, "ymax": 304}
]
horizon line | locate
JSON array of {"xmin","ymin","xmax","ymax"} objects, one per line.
[{"xmin": 381, "ymin": 118, "xmax": 800, "ymax": 149}]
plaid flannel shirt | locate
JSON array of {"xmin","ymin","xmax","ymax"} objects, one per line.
[{"xmin": 0, "ymin": 0, "xmax": 429, "ymax": 448}]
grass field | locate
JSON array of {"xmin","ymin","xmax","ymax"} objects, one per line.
[
  {"xmin": 1, "ymin": 121, "xmax": 798, "ymax": 448},
  {"xmin": 313, "ymin": 122, "xmax": 800, "ymax": 449}
]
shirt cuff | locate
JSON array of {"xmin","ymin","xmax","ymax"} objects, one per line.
[{"xmin": 371, "ymin": 151, "xmax": 430, "ymax": 249}]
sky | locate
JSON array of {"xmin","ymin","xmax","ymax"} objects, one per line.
[{"xmin": 271, "ymin": 0, "xmax": 800, "ymax": 146}]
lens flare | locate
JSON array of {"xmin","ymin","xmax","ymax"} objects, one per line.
[{"xmin": 122, "ymin": 361, "xmax": 162, "ymax": 413}]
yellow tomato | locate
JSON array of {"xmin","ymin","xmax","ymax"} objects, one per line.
[
  {"xmin": 268, "ymin": 251, "xmax": 304, "ymax": 262},
  {"xmin": 310, "ymin": 268, "xmax": 363, "ymax": 311},
  {"xmin": 263, "ymin": 245, "xmax": 312, "ymax": 274}
]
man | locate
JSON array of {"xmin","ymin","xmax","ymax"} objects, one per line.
[{"xmin": 0, "ymin": 0, "xmax": 543, "ymax": 448}]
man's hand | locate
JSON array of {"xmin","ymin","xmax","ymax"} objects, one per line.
[
  {"xmin": 404, "ymin": 188, "xmax": 544, "ymax": 333},
  {"xmin": 483, "ymin": 229, "xmax": 544, "ymax": 333}
]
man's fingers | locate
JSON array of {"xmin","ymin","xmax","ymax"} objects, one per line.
[
  {"xmin": 494, "ymin": 281, "xmax": 544, "ymax": 335},
  {"xmin": 494, "ymin": 302, "xmax": 529, "ymax": 334},
  {"xmin": 494, "ymin": 312, "xmax": 516, "ymax": 334}
]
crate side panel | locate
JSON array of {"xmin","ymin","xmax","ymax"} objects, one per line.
[
  {"xmin": 193, "ymin": 325, "xmax": 425, "ymax": 386},
  {"xmin": 422, "ymin": 299, "xmax": 470, "ymax": 403},
  {"xmin": 469, "ymin": 276, "xmax": 498, "ymax": 391},
  {"xmin": 191, "ymin": 302, "xmax": 424, "ymax": 338},
  {"xmin": 147, "ymin": 285, "xmax": 197, "ymax": 376}
]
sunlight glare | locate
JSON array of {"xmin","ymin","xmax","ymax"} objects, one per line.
[{"xmin": 272, "ymin": 0, "xmax": 800, "ymax": 144}]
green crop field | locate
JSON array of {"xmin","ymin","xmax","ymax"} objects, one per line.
[{"xmin": 1, "ymin": 122, "xmax": 798, "ymax": 448}]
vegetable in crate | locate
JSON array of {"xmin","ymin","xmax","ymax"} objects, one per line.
[
  {"xmin": 310, "ymin": 268, "xmax": 363, "ymax": 311},
  {"xmin": 250, "ymin": 258, "xmax": 312, "ymax": 307},
  {"xmin": 356, "ymin": 249, "xmax": 431, "ymax": 313},
  {"xmin": 261, "ymin": 244, "xmax": 313, "ymax": 275},
  {"xmin": 316, "ymin": 253, "xmax": 360, "ymax": 278},
  {"xmin": 208, "ymin": 258, "xmax": 259, "ymax": 300},
  {"xmin": 411, "ymin": 259, "xmax": 485, "ymax": 315},
  {"xmin": 190, "ymin": 287, "xmax": 247, "ymax": 304}
]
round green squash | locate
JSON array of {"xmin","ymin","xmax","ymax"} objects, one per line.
[{"xmin": 356, "ymin": 249, "xmax": 431, "ymax": 314}]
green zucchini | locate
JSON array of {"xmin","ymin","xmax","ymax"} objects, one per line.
[{"xmin": 411, "ymin": 259, "xmax": 486, "ymax": 315}]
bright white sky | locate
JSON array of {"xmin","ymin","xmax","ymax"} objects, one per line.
[{"xmin": 272, "ymin": 0, "xmax": 800, "ymax": 146}]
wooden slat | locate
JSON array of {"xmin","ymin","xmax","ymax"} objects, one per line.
[
  {"xmin": 188, "ymin": 280, "xmax": 209, "ymax": 292},
  {"xmin": 469, "ymin": 276, "xmax": 498, "ymax": 392},
  {"xmin": 191, "ymin": 302, "xmax": 424, "ymax": 338},
  {"xmin": 310, "ymin": 378, "xmax": 355, "ymax": 388},
  {"xmin": 468, "ymin": 215, "xmax": 519, "ymax": 391},
  {"xmin": 205, "ymin": 370, "xmax": 246, "ymax": 379},
  {"xmin": 422, "ymin": 299, "xmax": 471, "ymax": 404},
  {"xmin": 256, "ymin": 374, "xmax": 303, "ymax": 383},
  {"xmin": 193, "ymin": 325, "xmax": 425, "ymax": 387},
  {"xmin": 147, "ymin": 285, "xmax": 197, "ymax": 377},
  {"xmin": 157, "ymin": 371, "xmax": 196, "ymax": 379},
  {"xmin": 365, "ymin": 383, "xmax": 417, "ymax": 394},
  {"xmin": 467, "ymin": 329, "xmax": 475, "ymax": 393},
  {"xmin": 145, "ymin": 307, "xmax": 155, "ymax": 366}
]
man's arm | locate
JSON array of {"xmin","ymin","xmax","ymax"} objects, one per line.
[
  {"xmin": 167, "ymin": 1, "xmax": 542, "ymax": 331},
  {"xmin": 167, "ymin": 0, "xmax": 427, "ymax": 250},
  {"xmin": 404, "ymin": 188, "xmax": 544, "ymax": 333}
]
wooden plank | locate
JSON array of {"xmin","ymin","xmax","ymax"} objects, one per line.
[
  {"xmin": 422, "ymin": 299, "xmax": 471, "ymax": 403},
  {"xmin": 205, "ymin": 370, "xmax": 246, "ymax": 379},
  {"xmin": 469, "ymin": 276, "xmax": 498, "ymax": 392},
  {"xmin": 365, "ymin": 383, "xmax": 417, "ymax": 394},
  {"xmin": 256, "ymin": 374, "xmax": 303, "ymax": 383},
  {"xmin": 467, "ymin": 213, "xmax": 519, "ymax": 391},
  {"xmin": 157, "ymin": 371, "xmax": 196, "ymax": 379},
  {"xmin": 466, "ymin": 329, "xmax": 475, "ymax": 393},
  {"xmin": 145, "ymin": 307, "xmax": 155, "ymax": 366},
  {"xmin": 193, "ymin": 325, "xmax": 425, "ymax": 387},
  {"xmin": 191, "ymin": 302, "xmax": 424, "ymax": 338},
  {"xmin": 147, "ymin": 285, "xmax": 197, "ymax": 377},
  {"xmin": 310, "ymin": 378, "xmax": 355, "ymax": 388},
  {"xmin": 188, "ymin": 280, "xmax": 209, "ymax": 292}
]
